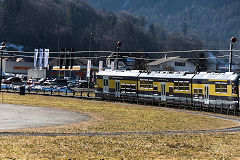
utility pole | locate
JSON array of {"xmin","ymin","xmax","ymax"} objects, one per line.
[
  {"xmin": 229, "ymin": 37, "xmax": 237, "ymax": 72},
  {"xmin": 116, "ymin": 41, "xmax": 122, "ymax": 70},
  {"xmin": 0, "ymin": 42, "xmax": 5, "ymax": 91},
  {"xmin": 89, "ymin": 32, "xmax": 93, "ymax": 58}
]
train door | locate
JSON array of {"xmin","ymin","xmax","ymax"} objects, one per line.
[
  {"xmin": 115, "ymin": 80, "xmax": 120, "ymax": 97},
  {"xmin": 239, "ymin": 79, "xmax": 240, "ymax": 110},
  {"xmin": 204, "ymin": 84, "xmax": 209, "ymax": 104},
  {"xmin": 161, "ymin": 82, "xmax": 166, "ymax": 101},
  {"xmin": 103, "ymin": 76, "xmax": 109, "ymax": 93}
]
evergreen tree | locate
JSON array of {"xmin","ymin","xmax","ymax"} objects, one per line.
[{"xmin": 196, "ymin": 52, "xmax": 208, "ymax": 72}]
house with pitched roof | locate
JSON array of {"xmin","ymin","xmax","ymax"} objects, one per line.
[{"xmin": 147, "ymin": 56, "xmax": 197, "ymax": 72}]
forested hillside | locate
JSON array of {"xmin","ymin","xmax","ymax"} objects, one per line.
[
  {"xmin": 86, "ymin": 0, "xmax": 240, "ymax": 48},
  {"xmin": 0, "ymin": 0, "xmax": 203, "ymax": 55}
]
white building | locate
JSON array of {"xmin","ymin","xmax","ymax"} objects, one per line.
[
  {"xmin": 27, "ymin": 69, "xmax": 47, "ymax": 79},
  {"xmin": 2, "ymin": 58, "xmax": 34, "ymax": 75},
  {"xmin": 147, "ymin": 56, "xmax": 196, "ymax": 72}
]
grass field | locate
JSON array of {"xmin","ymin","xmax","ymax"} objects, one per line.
[{"xmin": 0, "ymin": 93, "xmax": 240, "ymax": 159}]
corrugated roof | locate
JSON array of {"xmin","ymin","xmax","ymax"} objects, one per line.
[
  {"xmin": 97, "ymin": 70, "xmax": 141, "ymax": 77},
  {"xmin": 97, "ymin": 70, "xmax": 239, "ymax": 81},
  {"xmin": 193, "ymin": 72, "xmax": 239, "ymax": 81},
  {"xmin": 97, "ymin": 70, "xmax": 195, "ymax": 79},
  {"xmin": 148, "ymin": 56, "xmax": 188, "ymax": 66}
]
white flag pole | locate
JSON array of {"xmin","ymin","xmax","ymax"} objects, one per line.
[
  {"xmin": 39, "ymin": 49, "xmax": 43, "ymax": 69},
  {"xmin": 99, "ymin": 61, "xmax": 103, "ymax": 71},
  {"xmin": 44, "ymin": 49, "xmax": 49, "ymax": 68},
  {"xmin": 87, "ymin": 60, "xmax": 91, "ymax": 97},
  {"xmin": 111, "ymin": 61, "xmax": 114, "ymax": 70},
  {"xmin": 34, "ymin": 49, "xmax": 39, "ymax": 68}
]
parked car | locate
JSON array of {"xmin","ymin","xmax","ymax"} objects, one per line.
[
  {"xmin": 43, "ymin": 79, "xmax": 55, "ymax": 86},
  {"xmin": 38, "ymin": 78, "xmax": 47, "ymax": 85},
  {"xmin": 78, "ymin": 80, "xmax": 88, "ymax": 88},
  {"xmin": 26, "ymin": 79, "xmax": 39, "ymax": 85},
  {"xmin": 64, "ymin": 77, "xmax": 75, "ymax": 83},
  {"xmin": 2, "ymin": 77, "xmax": 22, "ymax": 85},
  {"xmin": 55, "ymin": 79, "xmax": 68, "ymax": 86},
  {"xmin": 43, "ymin": 79, "xmax": 67, "ymax": 86}
]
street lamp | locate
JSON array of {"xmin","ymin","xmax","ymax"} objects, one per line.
[
  {"xmin": 229, "ymin": 37, "xmax": 237, "ymax": 72},
  {"xmin": 0, "ymin": 42, "xmax": 5, "ymax": 91},
  {"xmin": 117, "ymin": 41, "xmax": 122, "ymax": 70},
  {"xmin": 89, "ymin": 32, "xmax": 93, "ymax": 58}
]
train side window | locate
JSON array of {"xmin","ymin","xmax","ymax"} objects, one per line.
[
  {"xmin": 215, "ymin": 83, "xmax": 221, "ymax": 93},
  {"xmin": 179, "ymin": 81, "xmax": 184, "ymax": 91},
  {"xmin": 184, "ymin": 81, "xmax": 189, "ymax": 91},
  {"xmin": 149, "ymin": 80, "xmax": 153, "ymax": 89},
  {"xmin": 131, "ymin": 84, "xmax": 136, "ymax": 94},
  {"xmin": 140, "ymin": 79, "xmax": 147, "ymax": 89},
  {"xmin": 222, "ymin": 84, "xmax": 227, "ymax": 93},
  {"xmin": 131, "ymin": 84, "xmax": 136, "ymax": 91},
  {"xmin": 215, "ymin": 83, "xmax": 227, "ymax": 94},
  {"xmin": 169, "ymin": 87, "xmax": 174, "ymax": 96},
  {"xmin": 140, "ymin": 79, "xmax": 154, "ymax": 89},
  {"xmin": 140, "ymin": 79, "xmax": 143, "ymax": 88},
  {"xmin": 153, "ymin": 85, "xmax": 158, "ymax": 95},
  {"xmin": 194, "ymin": 89, "xmax": 198, "ymax": 98},
  {"xmin": 121, "ymin": 84, "xmax": 125, "ymax": 93},
  {"xmin": 198, "ymin": 89, "xmax": 203, "ymax": 98},
  {"xmin": 144, "ymin": 79, "xmax": 148, "ymax": 89},
  {"xmin": 126, "ymin": 84, "xmax": 131, "ymax": 93},
  {"xmin": 174, "ymin": 81, "xmax": 178, "ymax": 90},
  {"xmin": 232, "ymin": 83, "xmax": 237, "ymax": 94}
]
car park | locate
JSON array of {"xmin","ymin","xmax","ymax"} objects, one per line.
[
  {"xmin": 43, "ymin": 79, "xmax": 55, "ymax": 86},
  {"xmin": 26, "ymin": 79, "xmax": 39, "ymax": 85},
  {"xmin": 78, "ymin": 80, "xmax": 88, "ymax": 88},
  {"xmin": 2, "ymin": 77, "xmax": 22, "ymax": 85}
]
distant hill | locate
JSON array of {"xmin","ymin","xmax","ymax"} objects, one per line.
[
  {"xmin": 85, "ymin": 0, "xmax": 240, "ymax": 48},
  {"xmin": 0, "ymin": 0, "xmax": 203, "ymax": 60}
]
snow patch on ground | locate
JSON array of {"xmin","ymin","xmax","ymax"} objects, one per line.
[
  {"xmin": 120, "ymin": 0, "xmax": 130, "ymax": 10},
  {"xmin": 6, "ymin": 44, "xmax": 24, "ymax": 51}
]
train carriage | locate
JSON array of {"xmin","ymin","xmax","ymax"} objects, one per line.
[
  {"xmin": 96, "ymin": 70, "xmax": 240, "ymax": 111},
  {"xmin": 192, "ymin": 72, "xmax": 239, "ymax": 110},
  {"xmin": 95, "ymin": 70, "xmax": 140, "ymax": 100},
  {"xmin": 137, "ymin": 71, "xmax": 195, "ymax": 103}
]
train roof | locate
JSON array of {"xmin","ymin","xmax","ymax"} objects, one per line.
[
  {"xmin": 97, "ymin": 70, "xmax": 195, "ymax": 79},
  {"xmin": 138, "ymin": 71, "xmax": 195, "ymax": 79},
  {"xmin": 193, "ymin": 72, "xmax": 239, "ymax": 81},
  {"xmin": 97, "ymin": 70, "xmax": 240, "ymax": 81},
  {"xmin": 97, "ymin": 70, "xmax": 141, "ymax": 77}
]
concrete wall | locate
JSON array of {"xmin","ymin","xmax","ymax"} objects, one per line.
[
  {"xmin": 27, "ymin": 69, "xmax": 47, "ymax": 79},
  {"xmin": 4, "ymin": 61, "xmax": 33, "ymax": 74}
]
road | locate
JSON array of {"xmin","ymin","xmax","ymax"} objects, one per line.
[{"xmin": 0, "ymin": 103, "xmax": 89, "ymax": 130}]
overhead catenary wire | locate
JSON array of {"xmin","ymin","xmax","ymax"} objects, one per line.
[
  {"xmin": 4, "ymin": 49, "xmax": 240, "ymax": 54},
  {"xmin": 2, "ymin": 48, "xmax": 240, "ymax": 61},
  {"xmin": 11, "ymin": 54, "xmax": 239, "ymax": 61}
]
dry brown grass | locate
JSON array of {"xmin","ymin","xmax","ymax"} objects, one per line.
[
  {"xmin": 0, "ymin": 93, "xmax": 239, "ymax": 159},
  {"xmin": 0, "ymin": 133, "xmax": 240, "ymax": 159},
  {"xmin": 0, "ymin": 93, "xmax": 237, "ymax": 133}
]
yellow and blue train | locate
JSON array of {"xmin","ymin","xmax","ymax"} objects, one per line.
[{"xmin": 95, "ymin": 70, "xmax": 240, "ymax": 111}]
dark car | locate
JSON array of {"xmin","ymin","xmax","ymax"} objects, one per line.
[
  {"xmin": 78, "ymin": 80, "xmax": 88, "ymax": 88},
  {"xmin": 43, "ymin": 79, "xmax": 67, "ymax": 86},
  {"xmin": 56, "ymin": 79, "xmax": 68, "ymax": 86},
  {"xmin": 2, "ymin": 77, "xmax": 22, "ymax": 84}
]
